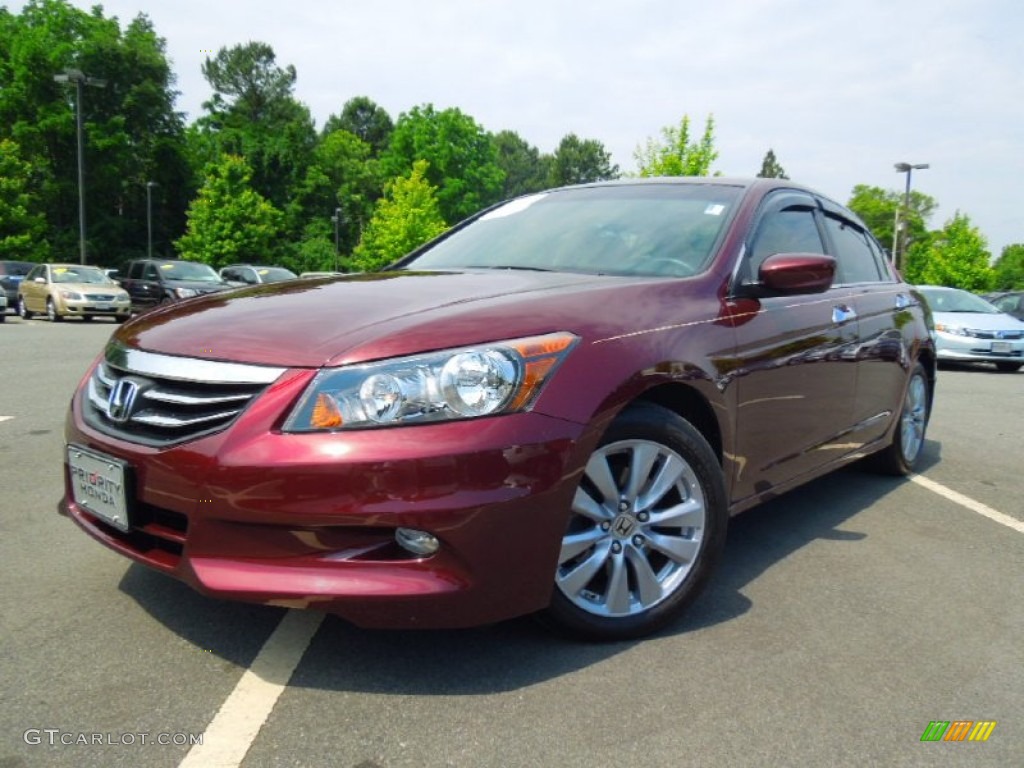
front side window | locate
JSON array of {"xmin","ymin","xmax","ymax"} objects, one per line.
[{"xmin": 744, "ymin": 205, "xmax": 825, "ymax": 283}]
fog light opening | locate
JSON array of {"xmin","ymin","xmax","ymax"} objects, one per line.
[{"xmin": 395, "ymin": 527, "xmax": 440, "ymax": 557}]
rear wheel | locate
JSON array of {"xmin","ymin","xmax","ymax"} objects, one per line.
[
  {"xmin": 46, "ymin": 298, "xmax": 62, "ymax": 322},
  {"xmin": 541, "ymin": 402, "xmax": 727, "ymax": 640},
  {"xmin": 870, "ymin": 362, "xmax": 930, "ymax": 475},
  {"xmin": 995, "ymin": 362, "xmax": 1021, "ymax": 373}
]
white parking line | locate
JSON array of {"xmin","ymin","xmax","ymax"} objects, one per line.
[
  {"xmin": 178, "ymin": 609, "xmax": 324, "ymax": 768},
  {"xmin": 0, "ymin": 416, "xmax": 12, "ymax": 423},
  {"xmin": 911, "ymin": 474, "xmax": 1024, "ymax": 534}
]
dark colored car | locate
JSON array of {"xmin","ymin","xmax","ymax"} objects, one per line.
[
  {"xmin": 985, "ymin": 290, "xmax": 1024, "ymax": 321},
  {"xmin": 219, "ymin": 264, "xmax": 298, "ymax": 286},
  {"xmin": 118, "ymin": 258, "xmax": 231, "ymax": 313},
  {"xmin": 0, "ymin": 260, "xmax": 35, "ymax": 311},
  {"xmin": 60, "ymin": 179, "xmax": 936, "ymax": 639}
]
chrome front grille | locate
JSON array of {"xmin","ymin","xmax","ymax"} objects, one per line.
[
  {"xmin": 86, "ymin": 293, "xmax": 118, "ymax": 301},
  {"xmin": 967, "ymin": 329, "xmax": 1024, "ymax": 340},
  {"xmin": 82, "ymin": 342, "xmax": 286, "ymax": 447}
]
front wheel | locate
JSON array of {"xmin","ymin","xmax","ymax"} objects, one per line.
[
  {"xmin": 870, "ymin": 362, "xmax": 930, "ymax": 476},
  {"xmin": 995, "ymin": 362, "xmax": 1021, "ymax": 373},
  {"xmin": 541, "ymin": 402, "xmax": 728, "ymax": 640},
  {"xmin": 46, "ymin": 298, "xmax": 62, "ymax": 322},
  {"xmin": 18, "ymin": 297, "xmax": 32, "ymax": 319}
]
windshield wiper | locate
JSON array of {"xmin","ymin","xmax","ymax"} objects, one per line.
[{"xmin": 463, "ymin": 264, "xmax": 557, "ymax": 272}]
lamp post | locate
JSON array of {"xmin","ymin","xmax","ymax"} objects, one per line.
[
  {"xmin": 893, "ymin": 162, "xmax": 929, "ymax": 270},
  {"xmin": 331, "ymin": 207, "xmax": 342, "ymax": 272},
  {"xmin": 146, "ymin": 181, "xmax": 159, "ymax": 258},
  {"xmin": 54, "ymin": 68, "xmax": 107, "ymax": 264}
]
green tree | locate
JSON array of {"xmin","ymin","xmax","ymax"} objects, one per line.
[
  {"xmin": 908, "ymin": 212, "xmax": 994, "ymax": 291},
  {"xmin": 351, "ymin": 160, "xmax": 447, "ymax": 272},
  {"xmin": 548, "ymin": 133, "xmax": 619, "ymax": 186},
  {"xmin": 634, "ymin": 114, "xmax": 718, "ymax": 177},
  {"xmin": 175, "ymin": 154, "xmax": 283, "ymax": 269},
  {"xmin": 0, "ymin": 138, "xmax": 49, "ymax": 260},
  {"xmin": 195, "ymin": 42, "xmax": 316, "ymax": 215},
  {"xmin": 847, "ymin": 184, "xmax": 937, "ymax": 257},
  {"xmin": 382, "ymin": 104, "xmax": 505, "ymax": 223},
  {"xmin": 493, "ymin": 130, "xmax": 551, "ymax": 198},
  {"xmin": 757, "ymin": 148, "xmax": 788, "ymax": 179},
  {"xmin": 992, "ymin": 244, "xmax": 1024, "ymax": 290},
  {"xmin": 322, "ymin": 96, "xmax": 393, "ymax": 155},
  {"xmin": 0, "ymin": 0, "xmax": 189, "ymax": 265},
  {"xmin": 288, "ymin": 128, "xmax": 384, "ymax": 264}
]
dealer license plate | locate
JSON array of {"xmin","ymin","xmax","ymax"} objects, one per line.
[
  {"xmin": 67, "ymin": 445, "xmax": 131, "ymax": 532},
  {"xmin": 992, "ymin": 341, "xmax": 1011, "ymax": 354}
]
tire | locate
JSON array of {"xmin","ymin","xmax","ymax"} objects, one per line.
[
  {"xmin": 18, "ymin": 297, "xmax": 32, "ymax": 319},
  {"xmin": 870, "ymin": 361, "xmax": 930, "ymax": 476},
  {"xmin": 995, "ymin": 362, "xmax": 1021, "ymax": 373},
  {"xmin": 0, "ymin": 310, "xmax": 5, "ymax": 323},
  {"xmin": 82, "ymin": 315, "xmax": 93, "ymax": 322},
  {"xmin": 541, "ymin": 402, "xmax": 728, "ymax": 640},
  {"xmin": 46, "ymin": 298, "xmax": 62, "ymax": 322}
]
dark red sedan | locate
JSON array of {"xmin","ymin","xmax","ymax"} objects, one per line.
[{"xmin": 60, "ymin": 178, "xmax": 936, "ymax": 639}]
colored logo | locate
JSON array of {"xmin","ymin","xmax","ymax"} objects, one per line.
[{"xmin": 920, "ymin": 720, "xmax": 996, "ymax": 742}]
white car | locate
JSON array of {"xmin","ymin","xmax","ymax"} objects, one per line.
[{"xmin": 917, "ymin": 285, "xmax": 1024, "ymax": 372}]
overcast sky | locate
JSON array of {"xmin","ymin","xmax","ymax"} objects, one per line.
[{"xmin": 14, "ymin": 0, "xmax": 1023, "ymax": 255}]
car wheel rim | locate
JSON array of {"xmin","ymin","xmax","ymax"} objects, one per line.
[
  {"xmin": 47, "ymin": 301, "xmax": 55, "ymax": 321},
  {"xmin": 556, "ymin": 438, "xmax": 707, "ymax": 618},
  {"xmin": 900, "ymin": 373, "xmax": 927, "ymax": 463}
]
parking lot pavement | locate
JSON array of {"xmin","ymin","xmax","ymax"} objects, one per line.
[{"xmin": 2, "ymin": 319, "xmax": 1021, "ymax": 767}]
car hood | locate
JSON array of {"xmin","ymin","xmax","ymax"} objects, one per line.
[
  {"xmin": 53, "ymin": 282, "xmax": 124, "ymax": 293},
  {"xmin": 932, "ymin": 310, "xmax": 1024, "ymax": 332},
  {"xmin": 114, "ymin": 270, "xmax": 666, "ymax": 368}
]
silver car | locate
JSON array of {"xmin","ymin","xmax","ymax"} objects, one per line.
[{"xmin": 917, "ymin": 285, "xmax": 1024, "ymax": 372}]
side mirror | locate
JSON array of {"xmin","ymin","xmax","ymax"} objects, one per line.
[{"xmin": 735, "ymin": 253, "xmax": 836, "ymax": 298}]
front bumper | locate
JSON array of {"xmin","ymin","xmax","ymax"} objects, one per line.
[
  {"xmin": 934, "ymin": 332, "xmax": 1024, "ymax": 364},
  {"xmin": 59, "ymin": 296, "xmax": 131, "ymax": 318},
  {"xmin": 60, "ymin": 368, "xmax": 591, "ymax": 628}
]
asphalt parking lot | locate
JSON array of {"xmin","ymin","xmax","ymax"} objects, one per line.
[{"xmin": 2, "ymin": 314, "xmax": 1021, "ymax": 768}]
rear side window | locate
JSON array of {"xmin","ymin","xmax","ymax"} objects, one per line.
[{"xmin": 823, "ymin": 215, "xmax": 884, "ymax": 284}]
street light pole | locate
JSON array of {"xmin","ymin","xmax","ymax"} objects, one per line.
[
  {"xmin": 332, "ymin": 207, "xmax": 342, "ymax": 272},
  {"xmin": 54, "ymin": 68, "xmax": 107, "ymax": 265},
  {"xmin": 893, "ymin": 161, "xmax": 929, "ymax": 270},
  {"xmin": 146, "ymin": 181, "xmax": 159, "ymax": 259}
]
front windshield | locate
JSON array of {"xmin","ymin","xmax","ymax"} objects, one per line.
[
  {"xmin": 920, "ymin": 288, "xmax": 1000, "ymax": 314},
  {"xmin": 161, "ymin": 262, "xmax": 221, "ymax": 282},
  {"xmin": 257, "ymin": 267, "xmax": 297, "ymax": 282},
  {"xmin": 403, "ymin": 183, "xmax": 742, "ymax": 278},
  {"xmin": 52, "ymin": 266, "xmax": 113, "ymax": 284}
]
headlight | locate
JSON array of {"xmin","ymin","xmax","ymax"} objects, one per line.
[
  {"xmin": 174, "ymin": 287, "xmax": 198, "ymax": 299},
  {"xmin": 284, "ymin": 332, "xmax": 578, "ymax": 431},
  {"xmin": 117, "ymin": 292, "xmax": 130, "ymax": 301},
  {"xmin": 934, "ymin": 323, "xmax": 971, "ymax": 337},
  {"xmin": 59, "ymin": 290, "xmax": 82, "ymax": 300}
]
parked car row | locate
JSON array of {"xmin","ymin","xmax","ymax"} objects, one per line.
[{"xmin": 2, "ymin": 259, "xmax": 302, "ymax": 321}]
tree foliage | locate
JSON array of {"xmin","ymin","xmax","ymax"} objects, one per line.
[
  {"xmin": 634, "ymin": 114, "xmax": 718, "ymax": 177},
  {"xmin": 548, "ymin": 133, "xmax": 618, "ymax": 186},
  {"xmin": 493, "ymin": 129, "xmax": 551, "ymax": 198},
  {"xmin": 0, "ymin": 138, "xmax": 50, "ymax": 260},
  {"xmin": 322, "ymin": 96, "xmax": 393, "ymax": 155},
  {"xmin": 757, "ymin": 148, "xmax": 788, "ymax": 179},
  {"xmin": 906, "ymin": 212, "xmax": 994, "ymax": 291},
  {"xmin": 846, "ymin": 184, "xmax": 936, "ymax": 257},
  {"xmin": 194, "ymin": 41, "xmax": 316, "ymax": 216},
  {"xmin": 0, "ymin": 0, "xmax": 188, "ymax": 266},
  {"xmin": 992, "ymin": 244, "xmax": 1024, "ymax": 290},
  {"xmin": 382, "ymin": 104, "xmax": 505, "ymax": 224},
  {"xmin": 351, "ymin": 160, "xmax": 447, "ymax": 272},
  {"xmin": 175, "ymin": 154, "xmax": 283, "ymax": 269}
]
